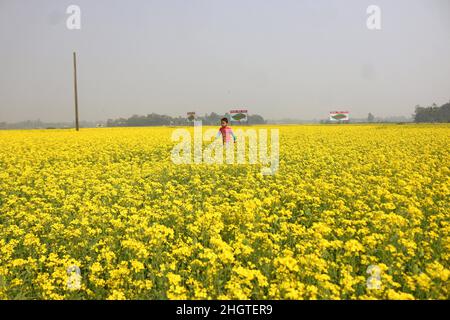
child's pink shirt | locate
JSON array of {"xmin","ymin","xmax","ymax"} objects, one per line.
[{"xmin": 217, "ymin": 126, "xmax": 236, "ymax": 143}]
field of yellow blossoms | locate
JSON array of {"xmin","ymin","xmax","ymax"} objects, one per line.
[{"xmin": 0, "ymin": 124, "xmax": 449, "ymax": 300}]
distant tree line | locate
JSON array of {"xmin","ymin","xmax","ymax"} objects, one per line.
[
  {"xmin": 414, "ymin": 102, "xmax": 450, "ymax": 123},
  {"xmin": 3, "ymin": 102, "xmax": 449, "ymax": 129},
  {"xmin": 106, "ymin": 112, "xmax": 266, "ymax": 127}
]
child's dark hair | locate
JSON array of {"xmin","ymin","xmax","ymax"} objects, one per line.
[{"xmin": 221, "ymin": 117, "xmax": 228, "ymax": 123}]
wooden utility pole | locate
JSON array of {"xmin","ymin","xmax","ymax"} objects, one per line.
[{"xmin": 73, "ymin": 52, "xmax": 79, "ymax": 131}]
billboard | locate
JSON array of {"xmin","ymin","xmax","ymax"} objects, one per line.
[
  {"xmin": 329, "ymin": 111, "xmax": 349, "ymax": 121},
  {"xmin": 230, "ymin": 109, "xmax": 248, "ymax": 122}
]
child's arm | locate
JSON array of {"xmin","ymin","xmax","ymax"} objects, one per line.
[
  {"xmin": 230, "ymin": 129, "xmax": 237, "ymax": 142},
  {"xmin": 215, "ymin": 130, "xmax": 222, "ymax": 140}
]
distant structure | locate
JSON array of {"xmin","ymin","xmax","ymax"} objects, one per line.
[
  {"xmin": 329, "ymin": 111, "xmax": 350, "ymax": 122},
  {"xmin": 229, "ymin": 109, "xmax": 249, "ymax": 125}
]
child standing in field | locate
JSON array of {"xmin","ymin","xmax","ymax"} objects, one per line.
[{"xmin": 216, "ymin": 117, "xmax": 237, "ymax": 144}]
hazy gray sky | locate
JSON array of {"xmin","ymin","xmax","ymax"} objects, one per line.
[{"xmin": 0, "ymin": 0, "xmax": 449, "ymax": 122}]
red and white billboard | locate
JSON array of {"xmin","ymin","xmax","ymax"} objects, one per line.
[
  {"xmin": 230, "ymin": 109, "xmax": 248, "ymax": 122},
  {"xmin": 329, "ymin": 111, "xmax": 350, "ymax": 121}
]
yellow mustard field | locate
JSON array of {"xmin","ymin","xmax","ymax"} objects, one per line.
[{"xmin": 0, "ymin": 124, "xmax": 449, "ymax": 300}]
